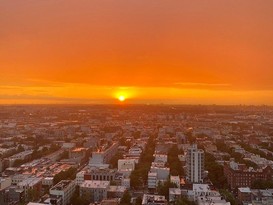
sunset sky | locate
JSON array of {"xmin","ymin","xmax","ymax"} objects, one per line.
[{"xmin": 1, "ymin": 0, "xmax": 273, "ymax": 104}]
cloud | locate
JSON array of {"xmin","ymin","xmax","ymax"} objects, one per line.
[{"xmin": 173, "ymin": 82, "xmax": 231, "ymax": 90}]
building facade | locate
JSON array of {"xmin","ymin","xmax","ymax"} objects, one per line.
[
  {"xmin": 80, "ymin": 180, "xmax": 110, "ymax": 203},
  {"xmin": 49, "ymin": 180, "xmax": 76, "ymax": 205},
  {"xmin": 224, "ymin": 160, "xmax": 273, "ymax": 189},
  {"xmin": 186, "ymin": 144, "xmax": 204, "ymax": 183}
]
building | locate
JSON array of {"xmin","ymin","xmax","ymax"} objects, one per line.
[
  {"xmin": 8, "ymin": 186, "xmax": 25, "ymax": 204},
  {"xmin": 89, "ymin": 143, "xmax": 119, "ymax": 168},
  {"xmin": 142, "ymin": 194, "xmax": 167, "ymax": 205},
  {"xmin": 196, "ymin": 195, "xmax": 231, "ymax": 205},
  {"xmin": 127, "ymin": 146, "xmax": 142, "ymax": 157},
  {"xmin": 44, "ymin": 150, "xmax": 64, "ymax": 162},
  {"xmin": 153, "ymin": 154, "xmax": 168, "ymax": 164},
  {"xmin": 69, "ymin": 147, "xmax": 87, "ymax": 163},
  {"xmin": 118, "ymin": 159, "xmax": 135, "ymax": 177},
  {"xmin": 169, "ymin": 188, "xmax": 181, "ymax": 202},
  {"xmin": 244, "ymin": 189, "xmax": 273, "ymax": 205},
  {"xmin": 80, "ymin": 180, "xmax": 110, "ymax": 203},
  {"xmin": 0, "ymin": 178, "xmax": 11, "ymax": 190},
  {"xmin": 8, "ymin": 150, "xmax": 33, "ymax": 166},
  {"xmin": 12, "ymin": 174, "xmax": 30, "ymax": 186},
  {"xmin": 42, "ymin": 177, "xmax": 54, "ymax": 187},
  {"xmin": 118, "ymin": 159, "xmax": 135, "ymax": 171},
  {"xmin": 188, "ymin": 184, "xmax": 231, "ymax": 205},
  {"xmin": 76, "ymin": 168, "xmax": 117, "ymax": 186},
  {"xmin": 0, "ymin": 178, "xmax": 11, "ymax": 205},
  {"xmin": 76, "ymin": 171, "xmax": 85, "ymax": 186},
  {"xmin": 17, "ymin": 177, "xmax": 42, "ymax": 201},
  {"xmin": 107, "ymin": 185, "xmax": 126, "ymax": 198},
  {"xmin": 150, "ymin": 166, "xmax": 170, "ymax": 181},
  {"xmin": 224, "ymin": 160, "xmax": 273, "ymax": 189},
  {"xmin": 121, "ymin": 178, "xmax": 130, "ymax": 189},
  {"xmin": 186, "ymin": 144, "xmax": 204, "ymax": 183},
  {"xmin": 170, "ymin": 176, "xmax": 180, "ymax": 188},
  {"xmin": 148, "ymin": 172, "xmax": 158, "ymax": 189},
  {"xmin": 100, "ymin": 198, "xmax": 120, "ymax": 205},
  {"xmin": 238, "ymin": 187, "xmax": 252, "ymax": 204},
  {"xmin": 50, "ymin": 180, "xmax": 76, "ymax": 205}
]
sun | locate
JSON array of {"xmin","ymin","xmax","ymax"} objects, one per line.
[{"xmin": 118, "ymin": 96, "xmax": 126, "ymax": 102}]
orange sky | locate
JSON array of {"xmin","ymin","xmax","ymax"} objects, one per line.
[{"xmin": 1, "ymin": 0, "xmax": 273, "ymax": 104}]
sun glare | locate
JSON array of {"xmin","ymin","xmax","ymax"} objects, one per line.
[{"xmin": 118, "ymin": 96, "xmax": 125, "ymax": 102}]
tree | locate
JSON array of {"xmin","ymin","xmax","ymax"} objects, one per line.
[
  {"xmin": 27, "ymin": 188, "xmax": 39, "ymax": 202},
  {"xmin": 130, "ymin": 135, "xmax": 155, "ymax": 189},
  {"xmin": 17, "ymin": 144, "xmax": 24, "ymax": 152},
  {"xmin": 71, "ymin": 186, "xmax": 90, "ymax": 205},
  {"xmin": 167, "ymin": 145, "xmax": 184, "ymax": 176},
  {"xmin": 53, "ymin": 167, "xmax": 77, "ymax": 185},
  {"xmin": 109, "ymin": 152, "xmax": 123, "ymax": 169},
  {"xmin": 13, "ymin": 159, "xmax": 25, "ymax": 167},
  {"xmin": 252, "ymin": 179, "xmax": 273, "ymax": 189},
  {"xmin": 176, "ymin": 197, "xmax": 197, "ymax": 205},
  {"xmin": 133, "ymin": 131, "xmax": 141, "ymax": 139},
  {"xmin": 120, "ymin": 191, "xmax": 132, "ymax": 205},
  {"xmin": 185, "ymin": 131, "xmax": 195, "ymax": 144},
  {"xmin": 157, "ymin": 180, "xmax": 177, "ymax": 200},
  {"xmin": 60, "ymin": 150, "xmax": 69, "ymax": 160},
  {"xmin": 135, "ymin": 196, "xmax": 142, "ymax": 205},
  {"xmin": 205, "ymin": 153, "xmax": 228, "ymax": 189},
  {"xmin": 220, "ymin": 189, "xmax": 238, "ymax": 205}
]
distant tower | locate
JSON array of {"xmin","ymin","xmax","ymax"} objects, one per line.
[{"xmin": 186, "ymin": 144, "xmax": 204, "ymax": 183}]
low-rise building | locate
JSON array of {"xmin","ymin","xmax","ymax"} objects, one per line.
[
  {"xmin": 224, "ymin": 160, "xmax": 273, "ymax": 189},
  {"xmin": 0, "ymin": 177, "xmax": 11, "ymax": 190},
  {"xmin": 238, "ymin": 187, "xmax": 252, "ymax": 204},
  {"xmin": 0, "ymin": 177, "xmax": 11, "ymax": 205},
  {"xmin": 170, "ymin": 176, "xmax": 180, "ymax": 188},
  {"xmin": 118, "ymin": 159, "xmax": 135, "ymax": 177},
  {"xmin": 89, "ymin": 143, "xmax": 119, "ymax": 168},
  {"xmin": 76, "ymin": 167, "xmax": 117, "ymax": 185},
  {"xmin": 118, "ymin": 159, "xmax": 135, "ymax": 171},
  {"xmin": 169, "ymin": 188, "xmax": 181, "ymax": 202},
  {"xmin": 153, "ymin": 154, "xmax": 168, "ymax": 164},
  {"xmin": 17, "ymin": 177, "xmax": 42, "ymax": 201},
  {"xmin": 150, "ymin": 166, "xmax": 170, "ymax": 181},
  {"xmin": 80, "ymin": 180, "xmax": 110, "ymax": 203},
  {"xmin": 50, "ymin": 180, "xmax": 76, "ymax": 205},
  {"xmin": 142, "ymin": 194, "xmax": 167, "ymax": 205},
  {"xmin": 107, "ymin": 185, "xmax": 126, "ymax": 198}
]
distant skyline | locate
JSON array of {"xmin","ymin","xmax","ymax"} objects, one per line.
[{"xmin": 1, "ymin": 0, "xmax": 273, "ymax": 105}]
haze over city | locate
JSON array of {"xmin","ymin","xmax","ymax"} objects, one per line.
[
  {"xmin": 2, "ymin": 2, "xmax": 273, "ymax": 205},
  {"xmin": 1, "ymin": 0, "xmax": 273, "ymax": 105}
]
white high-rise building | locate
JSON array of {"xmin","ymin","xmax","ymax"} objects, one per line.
[{"xmin": 186, "ymin": 144, "xmax": 204, "ymax": 183}]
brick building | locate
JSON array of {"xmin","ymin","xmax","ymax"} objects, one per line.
[{"xmin": 224, "ymin": 160, "xmax": 273, "ymax": 189}]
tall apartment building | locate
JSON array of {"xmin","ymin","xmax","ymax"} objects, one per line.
[{"xmin": 186, "ymin": 144, "xmax": 204, "ymax": 183}]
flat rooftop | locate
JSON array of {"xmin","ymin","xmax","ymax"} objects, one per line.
[
  {"xmin": 80, "ymin": 180, "xmax": 110, "ymax": 189},
  {"xmin": 50, "ymin": 180, "xmax": 73, "ymax": 191}
]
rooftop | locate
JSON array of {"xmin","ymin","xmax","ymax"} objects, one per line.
[
  {"xmin": 50, "ymin": 180, "xmax": 74, "ymax": 191},
  {"xmin": 238, "ymin": 187, "xmax": 251, "ymax": 193},
  {"xmin": 80, "ymin": 180, "xmax": 110, "ymax": 189}
]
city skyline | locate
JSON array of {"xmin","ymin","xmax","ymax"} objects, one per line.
[{"xmin": 1, "ymin": 0, "xmax": 273, "ymax": 105}]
